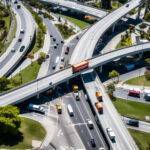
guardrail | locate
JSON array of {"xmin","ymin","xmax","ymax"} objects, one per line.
[{"xmin": 0, "ymin": 41, "xmax": 149, "ymax": 96}]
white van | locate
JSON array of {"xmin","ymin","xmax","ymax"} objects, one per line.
[
  {"xmin": 67, "ymin": 104, "xmax": 74, "ymax": 117},
  {"xmin": 28, "ymin": 104, "xmax": 45, "ymax": 114}
]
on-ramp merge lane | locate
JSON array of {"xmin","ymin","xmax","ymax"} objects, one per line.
[{"xmin": 70, "ymin": 0, "xmax": 141, "ymax": 65}]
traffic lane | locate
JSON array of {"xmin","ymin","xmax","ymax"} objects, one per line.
[
  {"xmin": 63, "ymin": 94, "xmax": 84, "ymax": 124},
  {"xmin": 63, "ymin": 94, "xmax": 103, "ymax": 149},
  {"xmin": 47, "ymin": 44, "xmax": 63, "ymax": 74},
  {"xmin": 0, "ymin": 4, "xmax": 25, "ymax": 68},
  {"xmin": 62, "ymin": 95, "xmax": 94, "ymax": 149},
  {"xmin": 114, "ymin": 88, "xmax": 148, "ymax": 103},
  {"xmin": 79, "ymin": 90, "xmax": 108, "ymax": 149},
  {"xmin": 47, "ymin": 20, "xmax": 63, "ymax": 42}
]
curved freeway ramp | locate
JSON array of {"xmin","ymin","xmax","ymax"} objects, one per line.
[
  {"xmin": 41, "ymin": 0, "xmax": 107, "ymax": 18},
  {"xmin": 0, "ymin": 2, "xmax": 36, "ymax": 77},
  {"xmin": 70, "ymin": 0, "xmax": 141, "ymax": 65}
]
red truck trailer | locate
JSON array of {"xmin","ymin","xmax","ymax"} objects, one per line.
[
  {"xmin": 72, "ymin": 61, "xmax": 89, "ymax": 73},
  {"xmin": 128, "ymin": 90, "xmax": 140, "ymax": 98}
]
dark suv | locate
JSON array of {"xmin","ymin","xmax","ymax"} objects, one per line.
[{"xmin": 20, "ymin": 46, "xmax": 25, "ymax": 52}]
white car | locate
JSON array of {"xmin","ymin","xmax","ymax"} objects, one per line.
[
  {"xmin": 106, "ymin": 127, "xmax": 115, "ymax": 141},
  {"xmin": 87, "ymin": 119, "xmax": 94, "ymax": 129}
]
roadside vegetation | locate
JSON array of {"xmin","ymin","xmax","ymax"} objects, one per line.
[
  {"xmin": 0, "ymin": 61, "xmax": 41, "ymax": 93},
  {"xmin": 129, "ymin": 129, "xmax": 150, "ymax": 150},
  {"xmin": 113, "ymin": 98, "xmax": 150, "ymax": 122},
  {"xmin": 27, "ymin": 7, "xmax": 46, "ymax": 54},
  {"xmin": 55, "ymin": 23, "xmax": 75, "ymax": 39},
  {"xmin": 59, "ymin": 15, "xmax": 90, "ymax": 29},
  {"xmin": 0, "ymin": 108, "xmax": 46, "ymax": 149},
  {"xmin": 116, "ymin": 31, "xmax": 132, "ymax": 49},
  {"xmin": 0, "ymin": 3, "xmax": 11, "ymax": 55}
]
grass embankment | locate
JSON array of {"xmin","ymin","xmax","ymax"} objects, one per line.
[
  {"xmin": 9, "ymin": 61, "xmax": 40, "ymax": 89},
  {"xmin": 55, "ymin": 23, "xmax": 75, "ymax": 39},
  {"xmin": 0, "ymin": 117, "xmax": 46, "ymax": 149},
  {"xmin": 129, "ymin": 129, "xmax": 150, "ymax": 150},
  {"xmin": 0, "ymin": 13, "xmax": 17, "ymax": 56},
  {"xmin": 125, "ymin": 75, "xmax": 150, "ymax": 86},
  {"xmin": 0, "ymin": 4, "xmax": 11, "ymax": 55},
  {"xmin": 28, "ymin": 8, "xmax": 46, "ymax": 54},
  {"xmin": 60, "ymin": 15, "xmax": 90, "ymax": 29},
  {"xmin": 113, "ymin": 98, "xmax": 150, "ymax": 122}
]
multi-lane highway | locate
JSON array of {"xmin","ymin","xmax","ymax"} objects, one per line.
[
  {"xmin": 70, "ymin": 0, "xmax": 142, "ymax": 64},
  {"xmin": 0, "ymin": 41, "xmax": 149, "ymax": 106},
  {"xmin": 82, "ymin": 71, "xmax": 138, "ymax": 150},
  {"xmin": 0, "ymin": 1, "xmax": 36, "ymax": 77},
  {"xmin": 41, "ymin": 0, "xmax": 107, "ymax": 18}
]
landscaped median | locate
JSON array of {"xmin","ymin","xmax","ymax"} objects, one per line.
[
  {"xmin": 125, "ymin": 75, "xmax": 150, "ymax": 87},
  {"xmin": 55, "ymin": 23, "xmax": 75, "ymax": 39},
  {"xmin": 112, "ymin": 98, "xmax": 150, "ymax": 122}
]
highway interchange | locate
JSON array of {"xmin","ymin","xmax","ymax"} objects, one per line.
[{"xmin": 0, "ymin": 0, "xmax": 150, "ymax": 149}]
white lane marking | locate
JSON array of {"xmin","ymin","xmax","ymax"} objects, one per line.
[{"xmin": 79, "ymin": 91, "xmax": 106, "ymax": 146}]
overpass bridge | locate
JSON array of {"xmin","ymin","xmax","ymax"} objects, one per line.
[
  {"xmin": 0, "ymin": 42, "xmax": 149, "ymax": 106},
  {"xmin": 70, "ymin": 0, "xmax": 142, "ymax": 64},
  {"xmin": 41, "ymin": 0, "xmax": 108, "ymax": 18}
]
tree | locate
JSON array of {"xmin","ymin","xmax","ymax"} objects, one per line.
[
  {"xmin": 0, "ymin": 106, "xmax": 21, "ymax": 136},
  {"xmin": 108, "ymin": 70, "xmax": 120, "ymax": 82},
  {"xmin": 107, "ymin": 83, "xmax": 116, "ymax": 100},
  {"xmin": 101, "ymin": 0, "xmax": 111, "ymax": 9},
  {"xmin": 0, "ymin": 77, "xmax": 10, "ymax": 91},
  {"xmin": 145, "ymin": 70, "xmax": 150, "ymax": 81}
]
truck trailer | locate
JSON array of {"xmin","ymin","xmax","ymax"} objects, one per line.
[
  {"xmin": 95, "ymin": 102, "xmax": 103, "ymax": 114},
  {"xmin": 72, "ymin": 61, "xmax": 89, "ymax": 73}
]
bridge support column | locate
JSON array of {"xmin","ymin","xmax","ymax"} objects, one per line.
[
  {"xmin": 139, "ymin": 52, "xmax": 143, "ymax": 59},
  {"xmin": 112, "ymin": 23, "xmax": 116, "ymax": 33},
  {"xmin": 137, "ymin": 4, "xmax": 142, "ymax": 19},
  {"xmin": 144, "ymin": 0, "xmax": 150, "ymax": 16},
  {"xmin": 99, "ymin": 66, "xmax": 103, "ymax": 73},
  {"xmin": 37, "ymin": 93, "xmax": 40, "ymax": 99}
]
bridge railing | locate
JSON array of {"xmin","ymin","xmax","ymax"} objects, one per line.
[{"xmin": 0, "ymin": 41, "xmax": 149, "ymax": 96}]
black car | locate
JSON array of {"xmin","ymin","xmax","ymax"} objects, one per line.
[
  {"xmin": 17, "ymin": 5, "xmax": 21, "ymax": 9},
  {"xmin": 53, "ymin": 38, "xmax": 56, "ymax": 42},
  {"xmin": 52, "ymin": 66, "xmax": 56, "ymax": 70},
  {"xmin": 14, "ymin": 1, "xmax": 18, "ymax": 4},
  {"xmin": 18, "ymin": 38, "xmax": 22, "ymax": 42},
  {"xmin": 20, "ymin": 46, "xmax": 25, "ymax": 52},
  {"xmin": 90, "ymin": 139, "xmax": 96, "ymax": 147},
  {"xmin": 61, "ymin": 40, "xmax": 64, "ymax": 44},
  {"xmin": 54, "ymin": 45, "xmax": 57, "ymax": 49},
  {"xmin": 127, "ymin": 119, "xmax": 139, "ymax": 127}
]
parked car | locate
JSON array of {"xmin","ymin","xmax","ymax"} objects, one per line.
[{"xmin": 126, "ymin": 119, "xmax": 139, "ymax": 127}]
